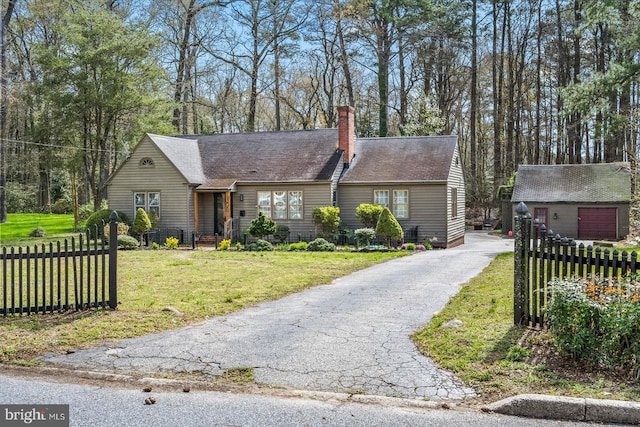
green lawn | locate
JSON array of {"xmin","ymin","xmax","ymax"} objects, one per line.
[
  {"xmin": 0, "ymin": 213, "xmax": 77, "ymax": 245},
  {"xmin": 412, "ymin": 252, "xmax": 640, "ymax": 404},
  {"xmin": 0, "ymin": 247, "xmax": 407, "ymax": 365}
]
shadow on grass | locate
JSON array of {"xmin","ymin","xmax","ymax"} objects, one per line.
[
  {"xmin": 484, "ymin": 324, "xmax": 527, "ymax": 363},
  {"xmin": 0, "ymin": 309, "xmax": 110, "ymax": 332}
]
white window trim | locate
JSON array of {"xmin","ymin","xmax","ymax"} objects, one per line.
[
  {"xmin": 134, "ymin": 191, "xmax": 161, "ymax": 218},
  {"xmin": 257, "ymin": 190, "xmax": 304, "ymax": 220}
]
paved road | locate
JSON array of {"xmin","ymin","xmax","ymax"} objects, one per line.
[
  {"xmin": 43, "ymin": 232, "xmax": 513, "ymax": 401},
  {"xmin": 1, "ymin": 372, "xmax": 609, "ymax": 427}
]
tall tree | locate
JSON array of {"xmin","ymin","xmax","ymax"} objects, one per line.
[
  {"xmin": 0, "ymin": 0, "xmax": 17, "ymax": 223},
  {"xmin": 34, "ymin": 0, "xmax": 170, "ymax": 209}
]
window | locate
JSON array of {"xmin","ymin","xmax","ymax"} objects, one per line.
[
  {"xmin": 257, "ymin": 191, "xmax": 271, "ymax": 218},
  {"xmin": 139, "ymin": 157, "xmax": 154, "ymax": 167},
  {"xmin": 289, "ymin": 191, "xmax": 303, "ymax": 219},
  {"xmin": 451, "ymin": 188, "xmax": 458, "ymax": 218},
  {"xmin": 258, "ymin": 191, "xmax": 303, "ymax": 220},
  {"xmin": 134, "ymin": 192, "xmax": 160, "ymax": 218},
  {"xmin": 273, "ymin": 191, "xmax": 287, "ymax": 219},
  {"xmin": 393, "ymin": 190, "xmax": 409, "ymax": 219},
  {"xmin": 374, "ymin": 190, "xmax": 389, "ymax": 207}
]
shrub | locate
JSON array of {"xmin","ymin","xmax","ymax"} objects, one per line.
[
  {"xmin": 288, "ymin": 242, "xmax": 308, "ymax": 251},
  {"xmin": 164, "ymin": 236, "xmax": 179, "ymax": 249},
  {"xmin": 248, "ymin": 212, "xmax": 277, "ymax": 239},
  {"xmin": 547, "ymin": 276, "xmax": 640, "ymax": 376},
  {"xmin": 132, "ymin": 208, "xmax": 152, "ymax": 242},
  {"xmin": 102, "ymin": 222, "xmax": 130, "ymax": 244},
  {"xmin": 312, "ymin": 206, "xmax": 341, "ymax": 240},
  {"xmin": 29, "ymin": 226, "xmax": 46, "ymax": 237},
  {"xmin": 219, "ymin": 239, "xmax": 231, "ymax": 251},
  {"xmin": 355, "ymin": 228, "xmax": 377, "ymax": 247},
  {"xmin": 355, "ymin": 204, "xmax": 383, "ymax": 228},
  {"xmin": 51, "ymin": 198, "xmax": 72, "ymax": 214},
  {"xmin": 402, "ymin": 242, "xmax": 417, "ymax": 251},
  {"xmin": 273, "ymin": 225, "xmax": 290, "ymax": 243},
  {"xmin": 6, "ymin": 182, "xmax": 39, "ymax": 213},
  {"xmin": 375, "ymin": 207, "xmax": 403, "ymax": 247},
  {"xmin": 117, "ymin": 235, "xmax": 139, "ymax": 249},
  {"xmin": 245, "ymin": 239, "xmax": 274, "ymax": 251},
  {"xmin": 86, "ymin": 209, "xmax": 130, "ymax": 239},
  {"xmin": 78, "ymin": 202, "xmax": 95, "ymax": 221},
  {"xmin": 306, "ymin": 237, "xmax": 336, "ymax": 252},
  {"xmin": 147, "ymin": 209, "xmax": 160, "ymax": 229}
]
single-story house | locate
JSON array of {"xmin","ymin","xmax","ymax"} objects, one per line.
[
  {"xmin": 107, "ymin": 106, "xmax": 465, "ymax": 247},
  {"xmin": 510, "ymin": 163, "xmax": 631, "ymax": 240}
]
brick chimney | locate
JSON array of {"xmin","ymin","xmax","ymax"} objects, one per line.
[{"xmin": 338, "ymin": 106, "xmax": 355, "ymax": 165}]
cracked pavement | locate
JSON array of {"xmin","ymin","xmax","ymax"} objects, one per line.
[{"xmin": 42, "ymin": 232, "xmax": 512, "ymax": 400}]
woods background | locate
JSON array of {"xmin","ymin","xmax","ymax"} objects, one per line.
[{"xmin": 0, "ymin": 0, "xmax": 639, "ymax": 228}]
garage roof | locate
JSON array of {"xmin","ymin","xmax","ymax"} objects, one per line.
[{"xmin": 511, "ymin": 163, "xmax": 631, "ymax": 203}]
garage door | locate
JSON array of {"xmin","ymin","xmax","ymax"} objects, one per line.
[{"xmin": 578, "ymin": 207, "xmax": 617, "ymax": 240}]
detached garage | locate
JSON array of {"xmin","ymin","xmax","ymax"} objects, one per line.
[{"xmin": 511, "ymin": 163, "xmax": 631, "ymax": 241}]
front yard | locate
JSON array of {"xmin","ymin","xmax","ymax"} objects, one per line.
[
  {"xmin": 0, "ymin": 249, "xmax": 407, "ymax": 365},
  {"xmin": 413, "ymin": 252, "xmax": 640, "ymax": 404}
]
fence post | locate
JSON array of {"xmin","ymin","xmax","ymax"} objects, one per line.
[
  {"xmin": 514, "ymin": 201, "xmax": 530, "ymax": 326},
  {"xmin": 108, "ymin": 211, "xmax": 118, "ymax": 310}
]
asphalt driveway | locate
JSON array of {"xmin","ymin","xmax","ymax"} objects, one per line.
[{"xmin": 43, "ymin": 231, "xmax": 512, "ymax": 400}]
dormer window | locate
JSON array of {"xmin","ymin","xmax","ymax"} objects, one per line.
[{"xmin": 139, "ymin": 157, "xmax": 154, "ymax": 167}]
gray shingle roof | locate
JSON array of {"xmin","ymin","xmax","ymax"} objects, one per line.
[
  {"xmin": 511, "ymin": 163, "xmax": 631, "ymax": 203},
  {"xmin": 339, "ymin": 136, "xmax": 458, "ymax": 183},
  {"xmin": 148, "ymin": 134, "xmax": 205, "ymax": 184},
  {"xmin": 176, "ymin": 129, "xmax": 343, "ymax": 188}
]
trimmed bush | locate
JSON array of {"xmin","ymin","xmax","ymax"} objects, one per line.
[
  {"xmin": 103, "ymin": 222, "xmax": 130, "ymax": 244},
  {"xmin": 375, "ymin": 207, "xmax": 403, "ymax": 247},
  {"xmin": 219, "ymin": 239, "xmax": 231, "ymax": 251},
  {"xmin": 132, "ymin": 208, "xmax": 152, "ymax": 243},
  {"xmin": 354, "ymin": 228, "xmax": 376, "ymax": 247},
  {"xmin": 355, "ymin": 203, "xmax": 383, "ymax": 228},
  {"xmin": 86, "ymin": 209, "xmax": 130, "ymax": 238},
  {"xmin": 312, "ymin": 206, "xmax": 341, "ymax": 241},
  {"xmin": 245, "ymin": 239, "xmax": 274, "ymax": 251},
  {"xmin": 248, "ymin": 212, "xmax": 277, "ymax": 239},
  {"xmin": 117, "ymin": 235, "xmax": 139, "ymax": 249},
  {"xmin": 306, "ymin": 238, "xmax": 336, "ymax": 252}
]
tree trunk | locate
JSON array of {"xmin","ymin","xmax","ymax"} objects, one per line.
[{"xmin": 0, "ymin": 0, "xmax": 16, "ymax": 223}]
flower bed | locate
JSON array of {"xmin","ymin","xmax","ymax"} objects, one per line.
[{"xmin": 547, "ymin": 276, "xmax": 640, "ymax": 378}]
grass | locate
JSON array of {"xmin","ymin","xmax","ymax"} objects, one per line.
[
  {"xmin": 412, "ymin": 252, "xmax": 640, "ymax": 404},
  {"xmin": 0, "ymin": 247, "xmax": 407, "ymax": 365},
  {"xmin": 0, "ymin": 213, "xmax": 77, "ymax": 246}
]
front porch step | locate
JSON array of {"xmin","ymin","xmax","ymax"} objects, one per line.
[{"xmin": 197, "ymin": 235, "xmax": 223, "ymax": 245}]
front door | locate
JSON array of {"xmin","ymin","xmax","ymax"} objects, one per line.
[{"xmin": 214, "ymin": 193, "xmax": 225, "ymax": 235}]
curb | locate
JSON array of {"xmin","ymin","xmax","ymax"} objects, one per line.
[{"xmin": 483, "ymin": 394, "xmax": 640, "ymax": 425}]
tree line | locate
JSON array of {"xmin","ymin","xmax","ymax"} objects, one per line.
[{"xmin": 0, "ymin": 0, "xmax": 638, "ymax": 223}]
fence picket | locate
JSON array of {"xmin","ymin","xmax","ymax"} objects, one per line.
[
  {"xmin": 514, "ymin": 202, "xmax": 640, "ymax": 328},
  {"xmin": 0, "ymin": 213, "xmax": 119, "ymax": 316}
]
